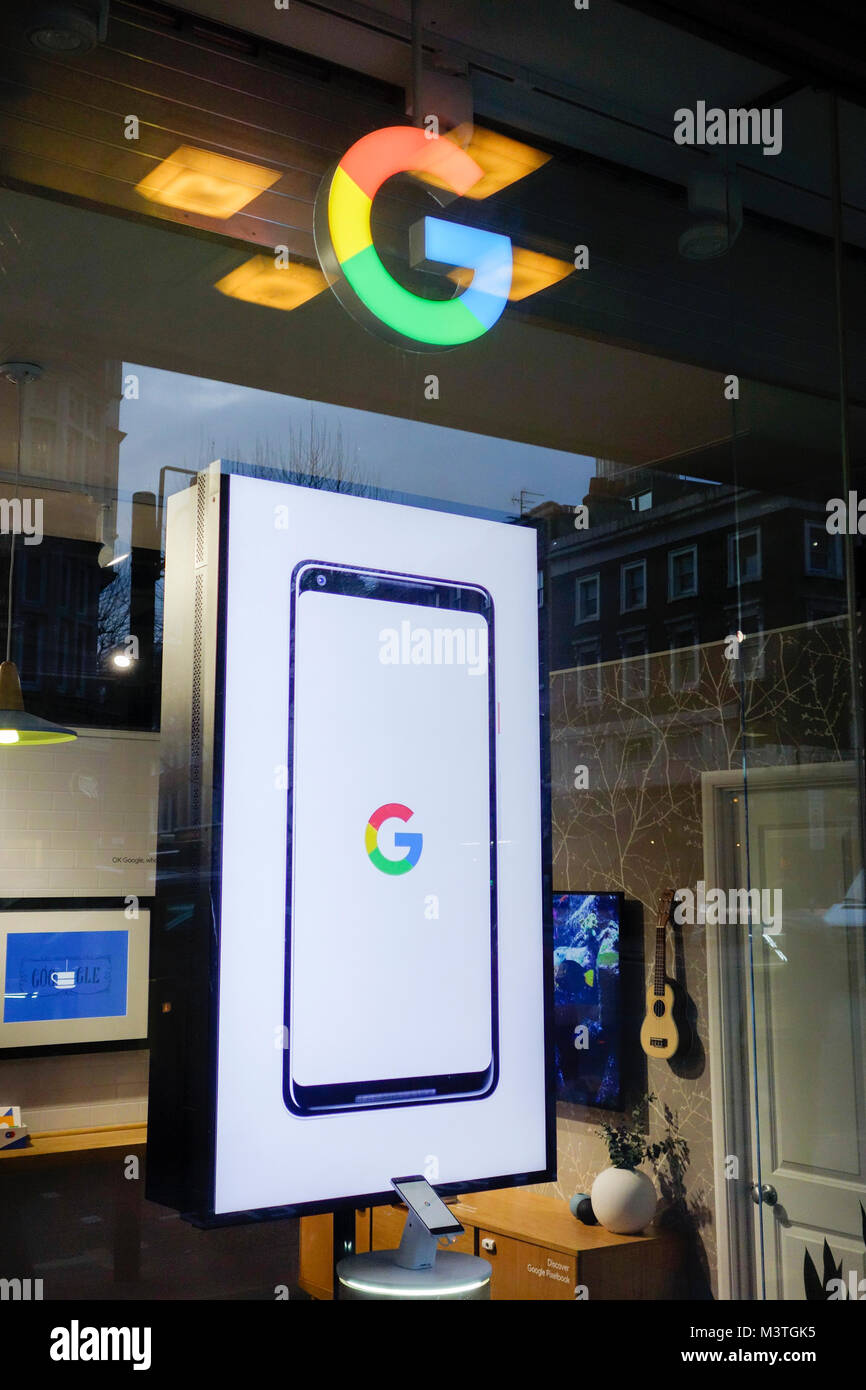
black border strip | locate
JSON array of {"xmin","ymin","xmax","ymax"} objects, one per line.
[
  {"xmin": 204, "ymin": 472, "xmax": 233, "ymax": 1220},
  {"xmin": 533, "ymin": 517, "xmax": 558, "ymax": 1193}
]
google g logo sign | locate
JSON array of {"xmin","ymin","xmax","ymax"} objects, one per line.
[
  {"xmin": 366, "ymin": 803, "xmax": 423, "ymax": 875},
  {"xmin": 315, "ymin": 126, "xmax": 513, "ymax": 350}
]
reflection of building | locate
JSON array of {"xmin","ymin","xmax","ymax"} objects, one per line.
[
  {"xmin": 538, "ymin": 462, "xmax": 856, "ymax": 948},
  {"xmin": 16, "ymin": 539, "xmax": 104, "ymax": 700},
  {"xmin": 0, "ymin": 359, "xmax": 123, "ymax": 510},
  {"xmin": 0, "ymin": 357, "xmax": 159, "ymax": 728},
  {"xmin": 538, "ymin": 465, "xmax": 846, "ymax": 677}
]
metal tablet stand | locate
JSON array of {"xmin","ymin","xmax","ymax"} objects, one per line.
[
  {"xmin": 333, "ymin": 1189, "xmax": 491, "ymax": 1300},
  {"xmin": 394, "ymin": 1208, "xmax": 456, "ymax": 1270}
]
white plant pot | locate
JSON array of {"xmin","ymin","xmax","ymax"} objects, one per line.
[{"xmin": 590, "ymin": 1166, "xmax": 657, "ymax": 1234}]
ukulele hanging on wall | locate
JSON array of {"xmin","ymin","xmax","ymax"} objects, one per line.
[{"xmin": 639, "ymin": 888, "xmax": 680, "ymax": 1060}]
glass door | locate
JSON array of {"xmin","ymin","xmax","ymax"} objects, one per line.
[{"xmin": 716, "ymin": 89, "xmax": 866, "ymax": 1300}]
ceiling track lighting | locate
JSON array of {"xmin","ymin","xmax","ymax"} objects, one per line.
[{"xmin": 0, "ymin": 362, "xmax": 76, "ymax": 746}]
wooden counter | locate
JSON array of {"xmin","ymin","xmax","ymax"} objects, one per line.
[
  {"xmin": 301, "ymin": 1187, "xmax": 683, "ymax": 1300},
  {"xmin": 449, "ymin": 1187, "xmax": 681, "ymax": 1300},
  {"xmin": 0, "ymin": 1122, "xmax": 147, "ymax": 1171},
  {"xmin": 0, "ymin": 1123, "xmax": 148, "ymax": 1284}
]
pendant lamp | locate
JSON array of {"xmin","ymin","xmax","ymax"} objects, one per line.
[{"xmin": 0, "ymin": 362, "xmax": 76, "ymax": 746}]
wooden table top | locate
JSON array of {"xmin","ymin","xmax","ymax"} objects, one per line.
[
  {"xmin": 1, "ymin": 1133, "xmax": 669, "ymax": 1262},
  {"xmin": 0, "ymin": 1122, "xmax": 147, "ymax": 1171},
  {"xmin": 450, "ymin": 1187, "xmax": 669, "ymax": 1257}
]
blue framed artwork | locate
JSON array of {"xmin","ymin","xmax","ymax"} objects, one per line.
[
  {"xmin": 0, "ymin": 904, "xmax": 149, "ymax": 1052},
  {"xmin": 4, "ymin": 930, "xmax": 130, "ymax": 1023}
]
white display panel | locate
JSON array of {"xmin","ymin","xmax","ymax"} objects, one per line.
[{"xmin": 214, "ymin": 475, "xmax": 547, "ymax": 1214}]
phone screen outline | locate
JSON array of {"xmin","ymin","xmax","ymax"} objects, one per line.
[{"xmin": 283, "ymin": 559, "xmax": 498, "ymax": 1116}]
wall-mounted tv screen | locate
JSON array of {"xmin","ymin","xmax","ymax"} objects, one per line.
[{"xmin": 552, "ymin": 892, "xmax": 621, "ymax": 1109}]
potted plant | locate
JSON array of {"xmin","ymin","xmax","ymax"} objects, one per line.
[{"xmin": 591, "ymin": 1093, "xmax": 674, "ymax": 1234}]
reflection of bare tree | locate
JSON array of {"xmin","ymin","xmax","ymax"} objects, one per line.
[
  {"xmin": 549, "ymin": 618, "xmax": 853, "ymax": 1294},
  {"xmin": 552, "ymin": 617, "xmax": 853, "ymax": 910},
  {"xmin": 201, "ymin": 411, "xmax": 379, "ymax": 497},
  {"xmin": 97, "ymin": 562, "xmax": 130, "ymax": 659},
  {"xmin": 107, "ymin": 414, "xmax": 372, "ymax": 667}
]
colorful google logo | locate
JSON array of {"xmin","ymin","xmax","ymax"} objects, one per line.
[
  {"xmin": 365, "ymin": 802, "xmax": 423, "ymax": 875},
  {"xmin": 315, "ymin": 126, "xmax": 513, "ymax": 349}
]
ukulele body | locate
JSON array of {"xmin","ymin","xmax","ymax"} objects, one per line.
[{"xmin": 639, "ymin": 983, "xmax": 679, "ymax": 1059}]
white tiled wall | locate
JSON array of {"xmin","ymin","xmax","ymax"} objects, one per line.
[
  {"xmin": 0, "ymin": 729, "xmax": 158, "ymax": 1128},
  {"xmin": 0, "ymin": 729, "xmax": 158, "ymax": 897},
  {"xmin": 0, "ymin": 1048, "xmax": 148, "ymax": 1130}
]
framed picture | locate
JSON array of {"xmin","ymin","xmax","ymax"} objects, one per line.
[
  {"xmin": 0, "ymin": 899, "xmax": 150, "ymax": 1055},
  {"xmin": 552, "ymin": 891, "xmax": 622, "ymax": 1109}
]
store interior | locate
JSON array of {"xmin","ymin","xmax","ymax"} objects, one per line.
[{"xmin": 1, "ymin": 0, "xmax": 865, "ymax": 1303}]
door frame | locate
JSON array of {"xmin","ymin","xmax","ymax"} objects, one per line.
[{"xmin": 702, "ymin": 760, "xmax": 858, "ymax": 1300}]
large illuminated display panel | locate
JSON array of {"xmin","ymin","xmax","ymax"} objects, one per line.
[{"xmin": 202, "ymin": 473, "xmax": 549, "ymax": 1216}]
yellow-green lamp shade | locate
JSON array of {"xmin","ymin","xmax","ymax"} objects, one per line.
[{"xmin": 0, "ymin": 661, "xmax": 77, "ymax": 745}]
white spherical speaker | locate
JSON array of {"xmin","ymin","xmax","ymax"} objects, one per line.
[{"xmin": 590, "ymin": 1166, "xmax": 657, "ymax": 1235}]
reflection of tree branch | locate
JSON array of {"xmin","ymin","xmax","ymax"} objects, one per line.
[
  {"xmin": 552, "ymin": 619, "xmax": 853, "ymax": 914},
  {"xmin": 216, "ymin": 412, "xmax": 379, "ymax": 498},
  {"xmin": 97, "ymin": 566, "xmax": 130, "ymax": 657},
  {"xmin": 551, "ymin": 621, "xmax": 851, "ymax": 1291}
]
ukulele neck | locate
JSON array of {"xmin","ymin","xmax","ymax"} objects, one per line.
[{"xmin": 653, "ymin": 925, "xmax": 667, "ymax": 997}]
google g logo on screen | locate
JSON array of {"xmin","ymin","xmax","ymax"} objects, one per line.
[
  {"xmin": 315, "ymin": 126, "xmax": 513, "ymax": 350},
  {"xmin": 365, "ymin": 803, "xmax": 423, "ymax": 875}
]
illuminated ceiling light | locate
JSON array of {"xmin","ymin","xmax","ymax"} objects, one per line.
[
  {"xmin": 448, "ymin": 244, "xmax": 572, "ymax": 301},
  {"xmin": 135, "ymin": 146, "xmax": 281, "ymax": 220},
  {"xmin": 112, "ymin": 652, "xmax": 133, "ymax": 670},
  {"xmin": 416, "ymin": 124, "xmax": 551, "ymax": 199},
  {"xmin": 215, "ymin": 256, "xmax": 328, "ymax": 311},
  {"xmin": 507, "ymin": 247, "xmax": 573, "ymax": 301},
  {"xmin": 0, "ymin": 662, "xmax": 76, "ymax": 746}
]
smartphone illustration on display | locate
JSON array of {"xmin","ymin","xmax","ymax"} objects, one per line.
[{"xmin": 283, "ymin": 559, "xmax": 498, "ymax": 1116}]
